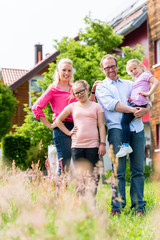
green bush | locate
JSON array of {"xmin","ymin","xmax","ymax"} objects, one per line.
[
  {"xmin": 144, "ymin": 164, "xmax": 153, "ymax": 179},
  {"xmin": 0, "ymin": 83, "xmax": 17, "ymax": 140},
  {"xmin": 26, "ymin": 142, "xmax": 47, "ymax": 170},
  {"xmin": 2, "ymin": 134, "xmax": 31, "ymax": 170}
]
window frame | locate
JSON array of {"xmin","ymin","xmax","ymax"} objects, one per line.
[
  {"xmin": 156, "ymin": 124, "xmax": 160, "ymax": 149},
  {"xmin": 29, "ymin": 75, "xmax": 44, "ymax": 107},
  {"xmin": 154, "ymin": 39, "xmax": 160, "ymax": 65}
]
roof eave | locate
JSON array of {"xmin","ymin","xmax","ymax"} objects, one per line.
[
  {"xmin": 10, "ymin": 36, "xmax": 80, "ymax": 90},
  {"xmin": 10, "ymin": 51, "xmax": 60, "ymax": 90},
  {"xmin": 116, "ymin": 10, "xmax": 148, "ymax": 36}
]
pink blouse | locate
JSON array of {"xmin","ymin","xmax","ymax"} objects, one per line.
[{"xmin": 32, "ymin": 85, "xmax": 76, "ymax": 122}]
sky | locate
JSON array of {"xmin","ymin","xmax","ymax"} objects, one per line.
[{"xmin": 0, "ymin": 0, "xmax": 138, "ymax": 70}]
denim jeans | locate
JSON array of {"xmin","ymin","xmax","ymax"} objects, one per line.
[
  {"xmin": 108, "ymin": 128, "xmax": 146, "ymax": 212},
  {"xmin": 121, "ymin": 103, "xmax": 147, "ymax": 143},
  {"xmin": 53, "ymin": 122, "xmax": 74, "ymax": 174}
]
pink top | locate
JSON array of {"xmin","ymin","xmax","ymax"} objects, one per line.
[
  {"xmin": 130, "ymin": 71, "xmax": 153, "ymax": 105},
  {"xmin": 32, "ymin": 85, "xmax": 76, "ymax": 122},
  {"xmin": 65, "ymin": 102, "xmax": 104, "ymax": 148}
]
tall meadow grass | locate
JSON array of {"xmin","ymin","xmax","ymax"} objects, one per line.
[{"xmin": 0, "ymin": 151, "xmax": 159, "ymax": 239}]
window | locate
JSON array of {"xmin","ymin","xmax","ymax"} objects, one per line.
[
  {"xmin": 30, "ymin": 79, "xmax": 42, "ymax": 92},
  {"xmin": 155, "ymin": 40, "xmax": 160, "ymax": 65},
  {"xmin": 156, "ymin": 124, "xmax": 160, "ymax": 149},
  {"xmin": 29, "ymin": 75, "xmax": 44, "ymax": 107}
]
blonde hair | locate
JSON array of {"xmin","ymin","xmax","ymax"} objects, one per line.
[
  {"xmin": 72, "ymin": 80, "xmax": 89, "ymax": 91},
  {"xmin": 52, "ymin": 58, "xmax": 75, "ymax": 86},
  {"xmin": 100, "ymin": 54, "xmax": 117, "ymax": 68},
  {"xmin": 126, "ymin": 59, "xmax": 146, "ymax": 74},
  {"xmin": 70, "ymin": 80, "xmax": 89, "ymax": 98}
]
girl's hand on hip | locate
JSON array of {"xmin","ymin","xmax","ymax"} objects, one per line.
[{"xmin": 68, "ymin": 126, "xmax": 78, "ymax": 136}]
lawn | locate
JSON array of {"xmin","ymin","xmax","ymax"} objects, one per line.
[{"xmin": 0, "ymin": 162, "xmax": 159, "ymax": 240}]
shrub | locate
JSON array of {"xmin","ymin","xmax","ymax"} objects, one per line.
[
  {"xmin": 26, "ymin": 141, "xmax": 47, "ymax": 170},
  {"xmin": 0, "ymin": 84, "xmax": 17, "ymax": 140},
  {"xmin": 2, "ymin": 134, "xmax": 31, "ymax": 170}
]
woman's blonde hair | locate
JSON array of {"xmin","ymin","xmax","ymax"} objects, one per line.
[
  {"xmin": 126, "ymin": 59, "xmax": 146, "ymax": 75},
  {"xmin": 52, "ymin": 58, "xmax": 75, "ymax": 86}
]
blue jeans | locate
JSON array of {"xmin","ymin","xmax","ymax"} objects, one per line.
[
  {"xmin": 108, "ymin": 128, "xmax": 146, "ymax": 212},
  {"xmin": 121, "ymin": 103, "xmax": 147, "ymax": 143},
  {"xmin": 53, "ymin": 122, "xmax": 74, "ymax": 174}
]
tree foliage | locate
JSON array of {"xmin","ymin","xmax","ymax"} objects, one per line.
[
  {"xmin": 14, "ymin": 104, "xmax": 53, "ymax": 146},
  {"xmin": 79, "ymin": 15, "xmax": 123, "ymax": 52},
  {"xmin": 0, "ymin": 84, "xmax": 17, "ymax": 140},
  {"xmin": 14, "ymin": 15, "xmax": 145, "ymax": 147}
]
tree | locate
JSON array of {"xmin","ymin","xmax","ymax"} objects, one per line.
[
  {"xmin": 0, "ymin": 84, "xmax": 17, "ymax": 140},
  {"xmin": 79, "ymin": 15, "xmax": 123, "ymax": 52},
  {"xmin": 14, "ymin": 15, "xmax": 145, "ymax": 147}
]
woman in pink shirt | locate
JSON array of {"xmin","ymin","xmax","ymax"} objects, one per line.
[
  {"xmin": 116, "ymin": 59, "xmax": 159, "ymax": 158},
  {"xmin": 32, "ymin": 59, "xmax": 97, "ymax": 174},
  {"xmin": 56, "ymin": 80, "xmax": 106, "ymax": 176},
  {"xmin": 32, "ymin": 58, "xmax": 75, "ymax": 174}
]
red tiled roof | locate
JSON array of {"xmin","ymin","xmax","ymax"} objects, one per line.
[{"xmin": 1, "ymin": 68, "xmax": 28, "ymax": 87}]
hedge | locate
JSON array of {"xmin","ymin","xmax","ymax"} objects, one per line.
[{"xmin": 2, "ymin": 134, "xmax": 31, "ymax": 170}]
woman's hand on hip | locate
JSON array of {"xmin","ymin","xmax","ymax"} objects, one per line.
[{"xmin": 49, "ymin": 122, "xmax": 57, "ymax": 129}]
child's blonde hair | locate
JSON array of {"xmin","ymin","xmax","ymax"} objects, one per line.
[
  {"xmin": 71, "ymin": 80, "xmax": 89, "ymax": 97},
  {"xmin": 72, "ymin": 80, "xmax": 89, "ymax": 91},
  {"xmin": 126, "ymin": 59, "xmax": 146, "ymax": 75},
  {"xmin": 52, "ymin": 58, "xmax": 75, "ymax": 87}
]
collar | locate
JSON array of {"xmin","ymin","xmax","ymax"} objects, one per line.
[{"xmin": 103, "ymin": 77, "xmax": 123, "ymax": 85}]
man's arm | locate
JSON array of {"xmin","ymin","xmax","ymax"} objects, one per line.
[
  {"xmin": 114, "ymin": 102, "xmax": 136, "ymax": 113},
  {"xmin": 115, "ymin": 102, "xmax": 151, "ymax": 119}
]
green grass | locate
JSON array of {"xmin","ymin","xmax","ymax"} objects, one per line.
[
  {"xmin": 0, "ymin": 166, "xmax": 159, "ymax": 240},
  {"xmin": 97, "ymin": 180, "xmax": 158, "ymax": 240}
]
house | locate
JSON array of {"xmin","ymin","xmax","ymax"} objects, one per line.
[
  {"xmin": 0, "ymin": 36, "xmax": 80, "ymax": 129},
  {"xmin": 1, "ymin": 1, "xmax": 150, "ymax": 131},
  {"xmin": 111, "ymin": 0, "xmax": 148, "ymax": 67},
  {"xmin": 0, "ymin": 44, "xmax": 60, "ymax": 128},
  {"xmin": 110, "ymin": 0, "xmax": 152, "ymax": 163},
  {"xmin": 147, "ymin": 0, "xmax": 160, "ymax": 162},
  {"xmin": 0, "ymin": 0, "xmax": 157, "ymax": 163}
]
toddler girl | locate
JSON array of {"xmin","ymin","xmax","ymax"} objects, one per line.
[{"xmin": 116, "ymin": 59, "xmax": 159, "ymax": 158}]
